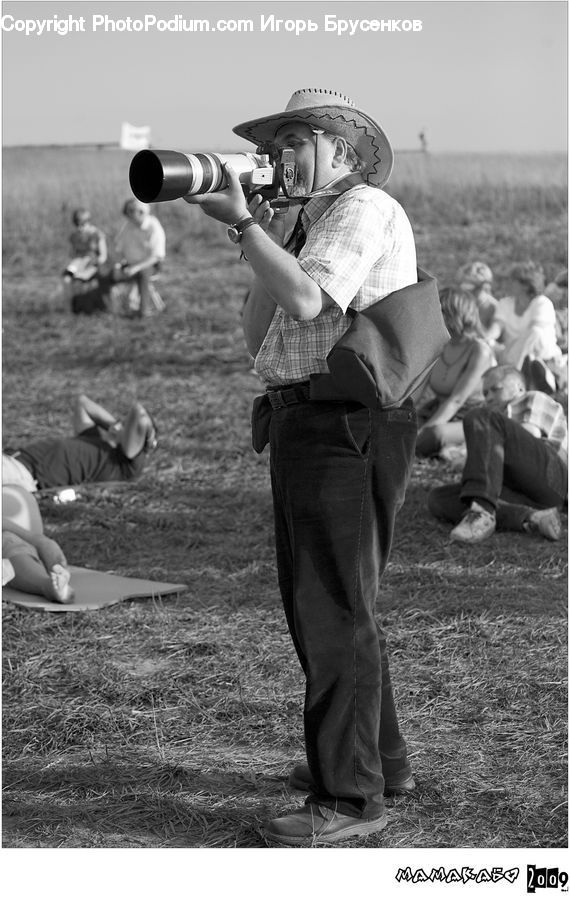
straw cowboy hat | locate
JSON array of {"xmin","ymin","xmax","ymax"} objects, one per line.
[{"xmin": 233, "ymin": 88, "xmax": 394, "ymax": 188}]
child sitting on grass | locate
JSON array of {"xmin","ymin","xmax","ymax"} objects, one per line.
[
  {"xmin": 62, "ymin": 207, "xmax": 109, "ymax": 314},
  {"xmin": 63, "ymin": 207, "xmax": 107, "ymax": 286}
]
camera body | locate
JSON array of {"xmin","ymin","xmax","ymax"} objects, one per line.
[{"xmin": 129, "ymin": 148, "xmax": 297, "ymax": 207}]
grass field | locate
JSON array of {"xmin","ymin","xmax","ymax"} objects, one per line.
[{"xmin": 2, "ymin": 147, "xmax": 567, "ymax": 854}]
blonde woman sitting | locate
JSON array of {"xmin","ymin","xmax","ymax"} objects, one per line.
[
  {"xmin": 415, "ymin": 287, "xmax": 496, "ymax": 458},
  {"xmin": 455, "ymin": 260, "xmax": 498, "ymax": 340}
]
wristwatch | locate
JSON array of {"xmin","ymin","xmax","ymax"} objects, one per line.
[{"xmin": 227, "ymin": 216, "xmax": 257, "ymax": 244}]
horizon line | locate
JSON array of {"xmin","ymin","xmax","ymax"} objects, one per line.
[{"xmin": 2, "ymin": 142, "xmax": 567, "ymax": 156}]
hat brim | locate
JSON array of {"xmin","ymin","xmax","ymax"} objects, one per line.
[{"xmin": 233, "ymin": 105, "xmax": 393, "ymax": 188}]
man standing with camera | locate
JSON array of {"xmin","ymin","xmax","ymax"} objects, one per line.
[{"xmin": 186, "ymin": 88, "xmax": 418, "ymax": 845}]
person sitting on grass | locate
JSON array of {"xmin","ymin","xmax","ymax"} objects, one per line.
[
  {"xmin": 544, "ymin": 268, "xmax": 568, "ymax": 394},
  {"xmin": 62, "ymin": 207, "xmax": 108, "ymax": 306},
  {"xmin": 545, "ymin": 268, "xmax": 568, "ymax": 310},
  {"xmin": 455, "ymin": 260, "xmax": 498, "ymax": 339},
  {"xmin": 488, "ymin": 261, "xmax": 563, "ymax": 394},
  {"xmin": 2, "ymin": 393, "xmax": 158, "ymax": 493},
  {"xmin": 112, "ymin": 199, "xmax": 166, "ymax": 318},
  {"xmin": 3, "ymin": 486, "xmax": 74, "ymax": 604},
  {"xmin": 414, "ymin": 287, "xmax": 496, "ymax": 458},
  {"xmin": 428, "ymin": 365, "xmax": 567, "ymax": 544}
]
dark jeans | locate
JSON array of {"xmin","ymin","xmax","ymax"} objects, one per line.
[
  {"xmin": 115, "ymin": 269, "xmax": 152, "ymax": 315},
  {"xmin": 429, "ymin": 482, "xmax": 555, "ymax": 531},
  {"xmin": 269, "ymin": 397, "xmax": 417, "ymax": 819},
  {"xmin": 460, "ymin": 406, "xmax": 567, "ymax": 510},
  {"xmin": 105, "ymin": 264, "xmax": 161, "ymax": 316}
]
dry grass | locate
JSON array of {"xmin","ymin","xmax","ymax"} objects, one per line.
[{"xmin": 2, "ymin": 147, "xmax": 567, "ymax": 852}]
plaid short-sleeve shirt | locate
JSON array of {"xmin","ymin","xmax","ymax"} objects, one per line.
[
  {"xmin": 254, "ymin": 184, "xmax": 417, "ymax": 386},
  {"xmin": 507, "ymin": 391, "xmax": 568, "ymax": 462}
]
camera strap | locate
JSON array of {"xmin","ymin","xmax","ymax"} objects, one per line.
[
  {"xmin": 284, "ymin": 213, "xmax": 307, "ymax": 257},
  {"xmin": 305, "ymin": 171, "xmax": 364, "ymax": 202}
]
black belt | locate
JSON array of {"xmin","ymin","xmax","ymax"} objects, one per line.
[{"xmin": 266, "ymin": 381, "xmax": 311, "ymax": 410}]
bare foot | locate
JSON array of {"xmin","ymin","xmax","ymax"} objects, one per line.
[{"xmin": 48, "ymin": 564, "xmax": 74, "ymax": 603}]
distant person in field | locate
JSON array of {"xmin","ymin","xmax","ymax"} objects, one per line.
[
  {"xmin": 62, "ymin": 208, "xmax": 108, "ymax": 310},
  {"xmin": 488, "ymin": 261, "xmax": 563, "ymax": 394},
  {"xmin": 112, "ymin": 199, "xmax": 166, "ymax": 318},
  {"xmin": 2, "ymin": 394, "xmax": 158, "ymax": 493},
  {"xmin": 428, "ymin": 365, "xmax": 567, "ymax": 544},
  {"xmin": 414, "ymin": 287, "xmax": 496, "ymax": 458},
  {"xmin": 2, "ymin": 485, "xmax": 74, "ymax": 604},
  {"xmin": 455, "ymin": 260, "xmax": 498, "ymax": 339}
]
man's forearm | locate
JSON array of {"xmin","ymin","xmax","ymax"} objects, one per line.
[
  {"xmin": 75, "ymin": 395, "xmax": 117, "ymax": 429},
  {"xmin": 130, "ymin": 254, "xmax": 160, "ymax": 275},
  {"xmin": 241, "ymin": 225, "xmax": 325, "ymax": 320}
]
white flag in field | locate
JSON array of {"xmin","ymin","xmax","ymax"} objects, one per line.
[{"xmin": 120, "ymin": 122, "xmax": 151, "ymax": 150}]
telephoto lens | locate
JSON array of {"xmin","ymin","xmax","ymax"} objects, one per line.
[{"xmin": 129, "ymin": 149, "xmax": 270, "ymax": 203}]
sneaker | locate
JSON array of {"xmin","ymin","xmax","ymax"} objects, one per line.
[
  {"xmin": 450, "ymin": 501, "xmax": 496, "ymax": 544},
  {"xmin": 526, "ymin": 507, "xmax": 562, "ymax": 541},
  {"xmin": 288, "ymin": 763, "xmax": 415, "ymax": 796},
  {"xmin": 265, "ymin": 803, "xmax": 387, "ymax": 846}
]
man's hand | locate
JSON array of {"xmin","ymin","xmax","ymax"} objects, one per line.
[
  {"xmin": 183, "ymin": 164, "xmax": 249, "ymax": 225},
  {"xmin": 247, "ymin": 194, "xmax": 297, "ymax": 246},
  {"xmin": 247, "ymin": 193, "xmax": 275, "ymax": 230}
]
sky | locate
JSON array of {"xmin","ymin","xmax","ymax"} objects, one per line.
[{"xmin": 1, "ymin": 0, "xmax": 567, "ymax": 153}]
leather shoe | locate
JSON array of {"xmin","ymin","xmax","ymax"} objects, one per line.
[
  {"xmin": 265, "ymin": 803, "xmax": 388, "ymax": 846},
  {"xmin": 288, "ymin": 762, "xmax": 415, "ymax": 795}
]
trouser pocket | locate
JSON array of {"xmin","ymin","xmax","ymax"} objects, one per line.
[{"xmin": 342, "ymin": 403, "xmax": 371, "ymax": 458}]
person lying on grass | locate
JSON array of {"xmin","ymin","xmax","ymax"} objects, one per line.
[
  {"xmin": 428, "ymin": 365, "xmax": 567, "ymax": 544},
  {"xmin": 2, "ymin": 393, "xmax": 158, "ymax": 493},
  {"xmin": 2, "ymin": 514, "xmax": 73, "ymax": 605}
]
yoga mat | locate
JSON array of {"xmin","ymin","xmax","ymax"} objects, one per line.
[{"xmin": 2, "ymin": 565, "xmax": 187, "ymax": 612}]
